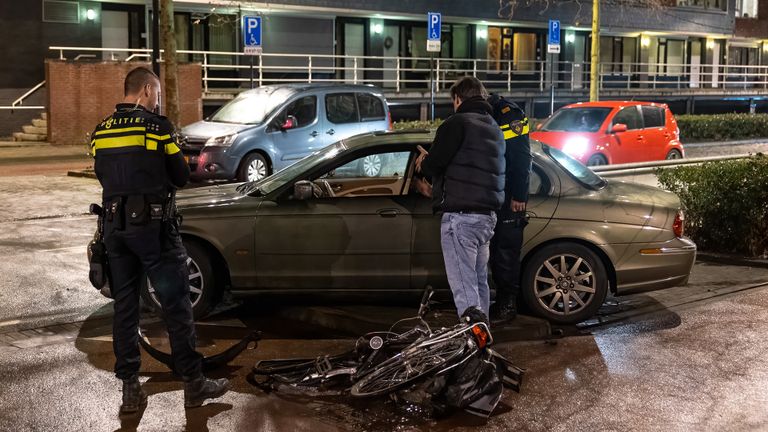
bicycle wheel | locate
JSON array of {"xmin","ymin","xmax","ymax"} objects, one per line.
[{"xmin": 350, "ymin": 337, "xmax": 468, "ymax": 397}]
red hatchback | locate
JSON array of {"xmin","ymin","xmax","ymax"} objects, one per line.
[{"xmin": 530, "ymin": 101, "xmax": 684, "ymax": 166}]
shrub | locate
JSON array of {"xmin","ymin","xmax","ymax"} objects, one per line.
[
  {"xmin": 656, "ymin": 154, "xmax": 768, "ymax": 257},
  {"xmin": 676, "ymin": 114, "xmax": 768, "ymax": 142},
  {"xmin": 394, "ymin": 118, "xmax": 542, "ymax": 131}
]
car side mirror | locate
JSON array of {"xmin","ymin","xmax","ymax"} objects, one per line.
[
  {"xmin": 293, "ymin": 180, "xmax": 313, "ymax": 200},
  {"xmin": 281, "ymin": 115, "xmax": 298, "ymax": 131},
  {"xmin": 611, "ymin": 123, "xmax": 628, "ymax": 134}
]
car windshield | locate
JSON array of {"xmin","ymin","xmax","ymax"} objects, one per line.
[
  {"xmin": 237, "ymin": 142, "xmax": 348, "ymax": 196},
  {"xmin": 542, "ymin": 107, "xmax": 612, "ymax": 132},
  {"xmin": 544, "ymin": 145, "xmax": 606, "ymax": 189},
  {"xmin": 209, "ymin": 87, "xmax": 296, "ymax": 125}
]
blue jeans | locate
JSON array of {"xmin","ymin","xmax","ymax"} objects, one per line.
[{"xmin": 440, "ymin": 212, "xmax": 497, "ymax": 317}]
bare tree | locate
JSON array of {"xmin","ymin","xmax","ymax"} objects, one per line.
[{"xmin": 160, "ymin": 0, "xmax": 180, "ymax": 126}]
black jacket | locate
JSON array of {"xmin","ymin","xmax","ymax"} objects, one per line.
[
  {"xmin": 91, "ymin": 104, "xmax": 189, "ymax": 201},
  {"xmin": 421, "ymin": 96, "xmax": 505, "ymax": 213},
  {"xmin": 488, "ymin": 94, "xmax": 533, "ymax": 215}
]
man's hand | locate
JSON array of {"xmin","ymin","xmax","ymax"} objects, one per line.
[
  {"xmin": 413, "ymin": 177, "xmax": 433, "ymax": 198},
  {"xmin": 510, "ymin": 200, "xmax": 526, "ymax": 212}
]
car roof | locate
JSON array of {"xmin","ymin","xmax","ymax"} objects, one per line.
[
  {"xmin": 239, "ymin": 83, "xmax": 385, "ymax": 97},
  {"xmin": 562, "ymin": 101, "xmax": 667, "ymax": 109}
]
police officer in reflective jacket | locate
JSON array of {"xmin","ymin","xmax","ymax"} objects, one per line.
[
  {"xmin": 91, "ymin": 67, "xmax": 228, "ymax": 414},
  {"xmin": 487, "ymin": 94, "xmax": 533, "ymax": 322}
]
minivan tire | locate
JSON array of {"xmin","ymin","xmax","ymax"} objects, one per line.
[{"xmin": 238, "ymin": 153, "xmax": 270, "ymax": 183}]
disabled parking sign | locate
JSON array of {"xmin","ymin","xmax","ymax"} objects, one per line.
[
  {"xmin": 243, "ymin": 15, "xmax": 262, "ymax": 55},
  {"xmin": 427, "ymin": 12, "xmax": 441, "ymax": 52}
]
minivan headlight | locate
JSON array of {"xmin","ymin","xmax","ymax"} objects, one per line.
[{"xmin": 205, "ymin": 133, "xmax": 238, "ymax": 147}]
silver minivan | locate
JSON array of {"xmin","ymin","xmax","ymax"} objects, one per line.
[{"xmin": 180, "ymin": 84, "xmax": 392, "ymax": 182}]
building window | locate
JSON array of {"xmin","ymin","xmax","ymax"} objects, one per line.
[
  {"xmin": 676, "ymin": 0, "xmax": 726, "ymax": 10},
  {"xmin": 736, "ymin": 0, "xmax": 759, "ymax": 17},
  {"xmin": 513, "ymin": 33, "xmax": 537, "ymax": 72}
]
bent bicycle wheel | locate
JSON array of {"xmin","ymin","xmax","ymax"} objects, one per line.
[{"xmin": 350, "ymin": 337, "xmax": 468, "ymax": 397}]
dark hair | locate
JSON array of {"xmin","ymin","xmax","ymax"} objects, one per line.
[
  {"xmin": 124, "ymin": 67, "xmax": 159, "ymax": 96},
  {"xmin": 449, "ymin": 76, "xmax": 488, "ymax": 101}
]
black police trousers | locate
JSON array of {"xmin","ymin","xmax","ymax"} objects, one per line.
[
  {"xmin": 489, "ymin": 212, "xmax": 528, "ymax": 305},
  {"xmin": 104, "ymin": 218, "xmax": 202, "ymax": 381}
]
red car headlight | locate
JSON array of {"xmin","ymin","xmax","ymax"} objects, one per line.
[{"xmin": 673, "ymin": 209, "xmax": 685, "ymax": 238}]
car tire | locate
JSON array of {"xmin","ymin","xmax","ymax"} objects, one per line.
[
  {"xmin": 586, "ymin": 154, "xmax": 608, "ymax": 167},
  {"xmin": 238, "ymin": 153, "xmax": 270, "ymax": 183},
  {"xmin": 665, "ymin": 149, "xmax": 683, "ymax": 160},
  {"xmin": 521, "ymin": 242, "xmax": 609, "ymax": 324},
  {"xmin": 358, "ymin": 154, "xmax": 383, "ymax": 177},
  {"xmin": 140, "ymin": 240, "xmax": 219, "ymax": 320}
]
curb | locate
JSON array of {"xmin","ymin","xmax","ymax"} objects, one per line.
[
  {"xmin": 696, "ymin": 252, "xmax": 768, "ymax": 269},
  {"xmin": 67, "ymin": 169, "xmax": 97, "ymax": 179},
  {"xmin": 684, "ymin": 139, "xmax": 768, "ymax": 148}
]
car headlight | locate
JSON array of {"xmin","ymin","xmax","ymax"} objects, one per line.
[
  {"xmin": 205, "ymin": 133, "xmax": 238, "ymax": 147},
  {"xmin": 563, "ymin": 137, "xmax": 590, "ymax": 157}
]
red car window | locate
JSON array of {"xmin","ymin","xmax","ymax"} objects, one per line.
[{"xmin": 613, "ymin": 106, "xmax": 643, "ymax": 130}]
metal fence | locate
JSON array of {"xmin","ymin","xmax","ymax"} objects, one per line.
[{"xmin": 50, "ymin": 46, "xmax": 768, "ymax": 94}]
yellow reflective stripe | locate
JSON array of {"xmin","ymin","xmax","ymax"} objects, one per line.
[
  {"xmin": 94, "ymin": 126, "xmax": 145, "ymax": 136},
  {"xmin": 90, "ymin": 139, "xmax": 96, "ymax": 157},
  {"xmin": 165, "ymin": 142, "xmax": 181, "ymax": 155},
  {"xmin": 146, "ymin": 133, "xmax": 172, "ymax": 141},
  {"xmin": 92, "ymin": 134, "xmax": 145, "ymax": 152},
  {"xmin": 503, "ymin": 130, "xmax": 515, "ymax": 140},
  {"xmin": 502, "ymin": 124, "xmax": 530, "ymax": 140},
  {"xmin": 146, "ymin": 139, "xmax": 158, "ymax": 151},
  {"xmin": 500, "ymin": 124, "xmax": 510, "ymax": 130}
]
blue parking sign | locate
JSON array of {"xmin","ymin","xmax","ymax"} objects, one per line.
[
  {"xmin": 243, "ymin": 16, "xmax": 262, "ymax": 54},
  {"xmin": 428, "ymin": 12, "xmax": 441, "ymax": 41},
  {"xmin": 548, "ymin": 20, "xmax": 560, "ymax": 45}
]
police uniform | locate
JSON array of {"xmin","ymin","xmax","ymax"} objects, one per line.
[
  {"xmin": 487, "ymin": 94, "xmax": 533, "ymax": 313},
  {"xmin": 91, "ymin": 103, "xmax": 202, "ymax": 381}
]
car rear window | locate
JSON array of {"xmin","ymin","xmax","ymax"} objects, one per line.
[
  {"xmin": 641, "ymin": 106, "xmax": 666, "ymax": 128},
  {"xmin": 326, "ymin": 93, "xmax": 360, "ymax": 124},
  {"xmin": 357, "ymin": 93, "xmax": 385, "ymax": 121},
  {"xmin": 542, "ymin": 107, "xmax": 612, "ymax": 133}
]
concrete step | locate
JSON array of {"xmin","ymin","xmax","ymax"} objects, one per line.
[
  {"xmin": 40, "ymin": 112, "xmax": 47, "ymax": 120},
  {"xmin": 13, "ymin": 132, "xmax": 47, "ymax": 142},
  {"xmin": 31, "ymin": 119, "xmax": 47, "ymax": 128},
  {"xmin": 22, "ymin": 125, "xmax": 47, "ymax": 135}
]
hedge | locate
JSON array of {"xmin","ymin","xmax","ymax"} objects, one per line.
[
  {"xmin": 656, "ymin": 154, "xmax": 768, "ymax": 257},
  {"xmin": 393, "ymin": 118, "xmax": 542, "ymax": 131},
  {"xmin": 675, "ymin": 114, "xmax": 768, "ymax": 143}
]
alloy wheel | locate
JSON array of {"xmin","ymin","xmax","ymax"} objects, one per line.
[
  {"xmin": 362, "ymin": 154, "xmax": 383, "ymax": 177},
  {"xmin": 532, "ymin": 254, "xmax": 597, "ymax": 317}
]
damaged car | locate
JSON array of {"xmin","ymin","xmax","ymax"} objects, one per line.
[{"xmin": 140, "ymin": 130, "xmax": 696, "ymax": 325}]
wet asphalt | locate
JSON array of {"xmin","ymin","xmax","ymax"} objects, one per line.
[{"xmin": 1, "ymin": 152, "xmax": 768, "ymax": 430}]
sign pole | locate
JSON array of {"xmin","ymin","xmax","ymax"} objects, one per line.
[
  {"xmin": 430, "ymin": 54, "xmax": 435, "ymax": 121},
  {"xmin": 151, "ymin": 0, "xmax": 159, "ymax": 76},
  {"xmin": 550, "ymin": 53, "xmax": 555, "ymax": 115},
  {"xmin": 426, "ymin": 12, "xmax": 442, "ymax": 122},
  {"xmin": 250, "ymin": 55, "xmax": 254, "ymax": 89}
]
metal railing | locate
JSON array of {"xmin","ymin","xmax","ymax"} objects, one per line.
[
  {"xmin": 50, "ymin": 46, "xmax": 768, "ymax": 95},
  {"xmin": 0, "ymin": 81, "xmax": 46, "ymax": 112}
]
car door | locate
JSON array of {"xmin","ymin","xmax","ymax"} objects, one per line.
[
  {"xmin": 268, "ymin": 94, "xmax": 325, "ymax": 165},
  {"xmin": 609, "ymin": 106, "xmax": 645, "ymax": 163},
  {"xmin": 324, "ymin": 92, "xmax": 364, "ymax": 143},
  {"xmin": 251, "ymin": 149, "xmax": 414, "ymax": 291},
  {"xmin": 640, "ymin": 105, "xmax": 668, "ymax": 160}
]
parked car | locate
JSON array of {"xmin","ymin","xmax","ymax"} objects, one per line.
[
  {"xmin": 142, "ymin": 131, "xmax": 696, "ymax": 325},
  {"xmin": 530, "ymin": 101, "xmax": 684, "ymax": 166},
  {"xmin": 179, "ymin": 84, "xmax": 392, "ymax": 182}
]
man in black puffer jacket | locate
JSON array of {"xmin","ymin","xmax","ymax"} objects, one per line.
[{"xmin": 414, "ymin": 77, "xmax": 506, "ymax": 320}]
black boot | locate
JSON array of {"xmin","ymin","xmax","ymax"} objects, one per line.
[
  {"xmin": 184, "ymin": 376, "xmax": 230, "ymax": 408},
  {"xmin": 120, "ymin": 377, "xmax": 148, "ymax": 415},
  {"xmin": 490, "ymin": 296, "xmax": 517, "ymax": 324}
]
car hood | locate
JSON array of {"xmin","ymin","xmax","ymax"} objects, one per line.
[
  {"xmin": 176, "ymin": 183, "xmax": 246, "ymax": 210},
  {"xmin": 181, "ymin": 120, "xmax": 252, "ymax": 140}
]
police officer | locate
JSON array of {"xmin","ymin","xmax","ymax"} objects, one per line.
[
  {"xmin": 91, "ymin": 67, "xmax": 228, "ymax": 414},
  {"xmin": 487, "ymin": 94, "xmax": 532, "ymax": 322}
]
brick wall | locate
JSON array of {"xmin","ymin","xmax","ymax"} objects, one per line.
[
  {"xmin": 735, "ymin": 0, "xmax": 768, "ymax": 38},
  {"xmin": 45, "ymin": 61, "xmax": 202, "ymax": 145}
]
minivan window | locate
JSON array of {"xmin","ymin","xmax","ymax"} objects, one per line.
[
  {"xmin": 357, "ymin": 93, "xmax": 385, "ymax": 121},
  {"xmin": 613, "ymin": 106, "xmax": 643, "ymax": 130},
  {"xmin": 641, "ymin": 106, "xmax": 665, "ymax": 128},
  {"xmin": 326, "ymin": 93, "xmax": 360, "ymax": 124},
  {"xmin": 209, "ymin": 89, "xmax": 293, "ymax": 124},
  {"xmin": 542, "ymin": 107, "xmax": 612, "ymax": 132},
  {"xmin": 274, "ymin": 96, "xmax": 317, "ymax": 129}
]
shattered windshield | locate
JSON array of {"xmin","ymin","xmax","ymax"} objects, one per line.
[{"xmin": 238, "ymin": 142, "xmax": 348, "ymax": 196}]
